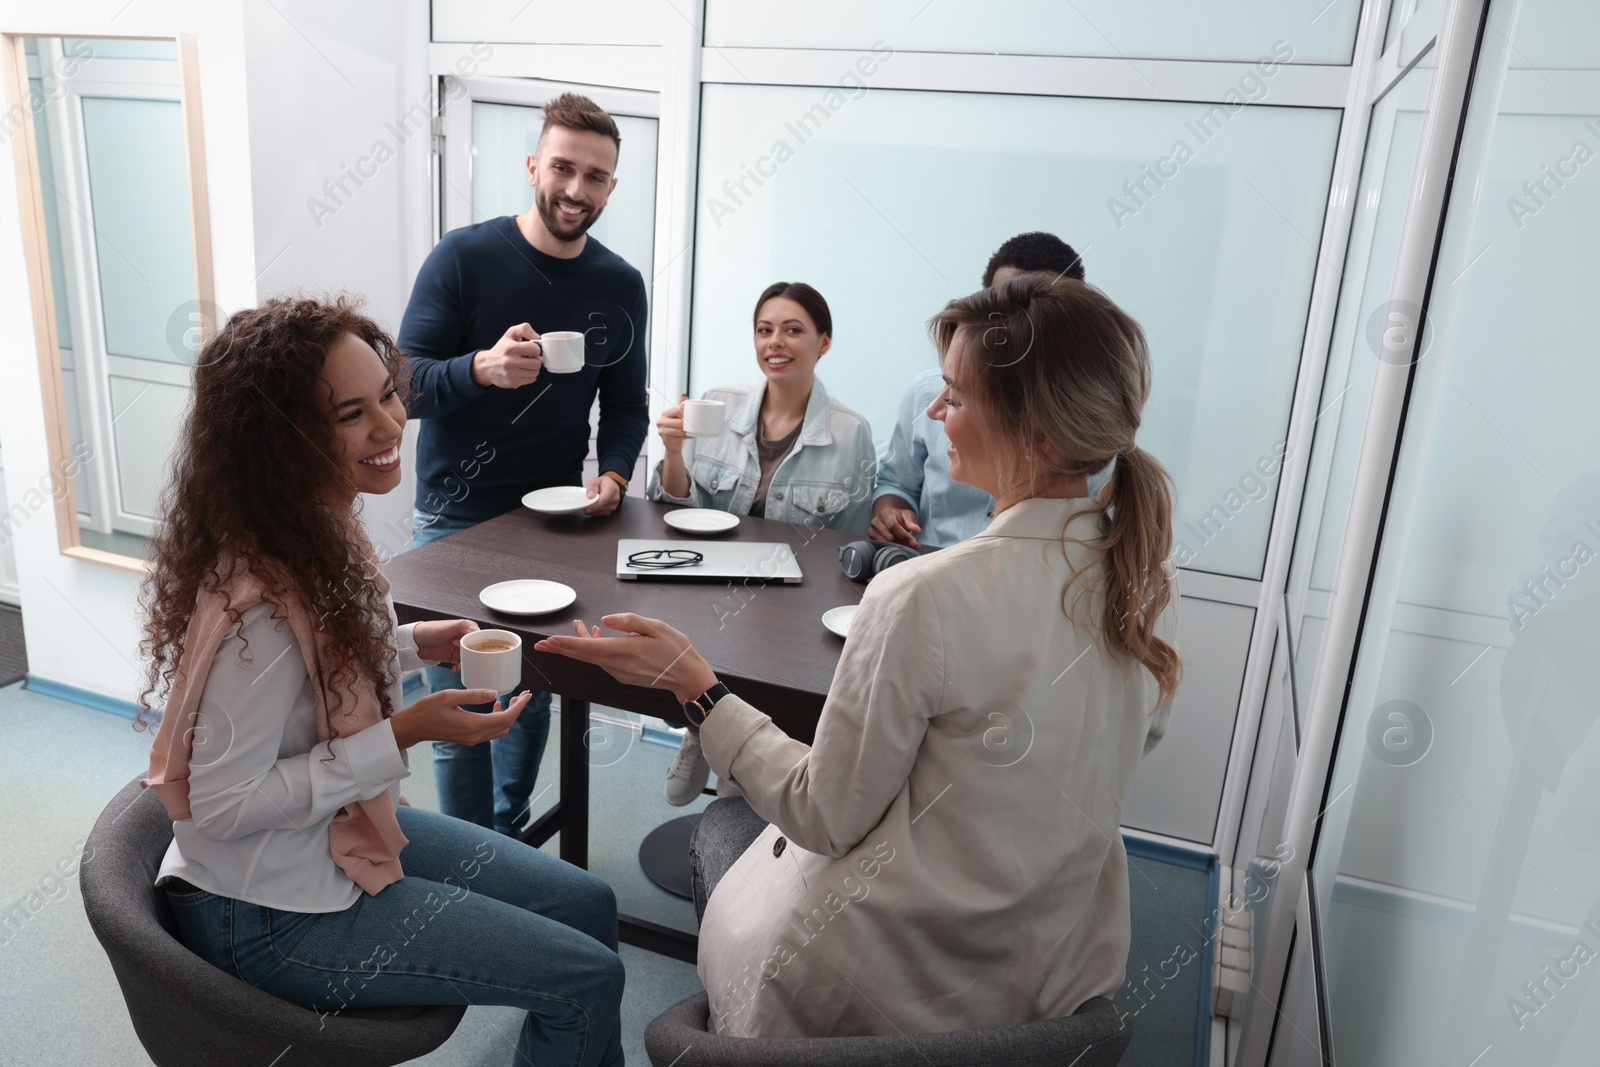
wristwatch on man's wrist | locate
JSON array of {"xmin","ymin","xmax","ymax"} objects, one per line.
[
  {"xmin": 683, "ymin": 680, "xmax": 730, "ymax": 727},
  {"xmin": 601, "ymin": 470, "xmax": 629, "ymax": 492}
]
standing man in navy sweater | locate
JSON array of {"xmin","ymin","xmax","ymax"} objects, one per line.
[{"xmin": 400, "ymin": 93, "xmax": 649, "ymax": 835}]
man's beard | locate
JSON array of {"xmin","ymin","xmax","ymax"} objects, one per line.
[{"xmin": 535, "ymin": 184, "xmax": 604, "ymax": 242}]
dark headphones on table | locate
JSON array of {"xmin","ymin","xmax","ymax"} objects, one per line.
[{"xmin": 838, "ymin": 540, "xmax": 918, "ymax": 582}]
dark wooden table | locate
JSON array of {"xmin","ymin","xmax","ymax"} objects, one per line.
[{"xmin": 385, "ymin": 499, "xmax": 871, "ymax": 959}]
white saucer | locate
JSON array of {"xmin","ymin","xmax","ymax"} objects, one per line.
[
  {"xmin": 664, "ymin": 508, "xmax": 740, "ymax": 535},
  {"xmin": 821, "ymin": 605, "xmax": 858, "ymax": 638},
  {"xmin": 479, "ymin": 580, "xmax": 577, "ymax": 616},
  {"xmin": 523, "ymin": 486, "xmax": 592, "ymax": 515}
]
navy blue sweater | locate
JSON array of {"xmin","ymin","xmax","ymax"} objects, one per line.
[{"xmin": 400, "ymin": 217, "xmax": 649, "ymax": 521}]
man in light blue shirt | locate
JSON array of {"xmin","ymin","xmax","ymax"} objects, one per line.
[{"xmin": 871, "ymin": 232, "xmax": 1108, "ymax": 548}]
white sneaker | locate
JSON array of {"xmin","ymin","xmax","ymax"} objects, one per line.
[{"xmin": 663, "ymin": 731, "xmax": 710, "ymax": 806}]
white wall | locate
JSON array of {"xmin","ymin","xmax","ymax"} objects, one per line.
[
  {"xmin": 0, "ymin": 0, "xmax": 258, "ymax": 703},
  {"xmin": 239, "ymin": 0, "xmax": 432, "ymax": 561}
]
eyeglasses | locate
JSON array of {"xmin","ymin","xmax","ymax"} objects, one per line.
[{"xmin": 626, "ymin": 549, "xmax": 705, "ymax": 570}]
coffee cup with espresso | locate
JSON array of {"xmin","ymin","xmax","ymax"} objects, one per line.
[
  {"xmin": 460, "ymin": 629, "xmax": 522, "ymax": 695},
  {"xmin": 539, "ymin": 331, "xmax": 585, "ymax": 374}
]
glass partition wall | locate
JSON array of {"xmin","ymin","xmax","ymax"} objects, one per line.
[
  {"xmin": 426, "ymin": 0, "xmax": 1599, "ymax": 1061},
  {"xmin": 1274, "ymin": 0, "xmax": 1600, "ymax": 1064}
]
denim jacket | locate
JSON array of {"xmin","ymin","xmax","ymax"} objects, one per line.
[{"xmin": 647, "ymin": 378, "xmax": 876, "ymax": 534}]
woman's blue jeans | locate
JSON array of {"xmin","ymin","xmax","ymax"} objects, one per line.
[
  {"xmin": 165, "ymin": 805, "xmax": 624, "ymax": 1067},
  {"xmin": 412, "ymin": 510, "xmax": 552, "ymax": 835}
]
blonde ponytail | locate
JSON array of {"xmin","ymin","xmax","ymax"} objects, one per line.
[
  {"xmin": 930, "ymin": 274, "xmax": 1182, "ymax": 707},
  {"xmin": 1097, "ymin": 445, "xmax": 1182, "ymax": 707}
]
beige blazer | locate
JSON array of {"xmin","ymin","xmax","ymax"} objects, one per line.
[{"xmin": 697, "ymin": 496, "xmax": 1178, "ymax": 1039}]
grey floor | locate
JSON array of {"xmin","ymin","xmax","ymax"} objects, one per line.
[
  {"xmin": 1123, "ymin": 854, "xmax": 1213, "ymax": 1067},
  {"xmin": 0, "ymin": 676, "xmax": 1210, "ymax": 1066}
]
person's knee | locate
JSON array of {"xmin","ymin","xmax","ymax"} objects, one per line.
[
  {"xmin": 580, "ymin": 870, "xmax": 618, "ymax": 924},
  {"xmin": 564, "ymin": 869, "xmax": 617, "ymax": 944},
  {"xmin": 578, "ymin": 946, "xmax": 625, "ymax": 1019},
  {"xmin": 593, "ymin": 875, "xmax": 618, "ymax": 920},
  {"xmin": 598, "ymin": 948, "xmax": 625, "ymax": 1005},
  {"xmin": 699, "ymin": 797, "xmax": 757, "ymax": 847},
  {"xmin": 550, "ymin": 936, "xmax": 625, "ymax": 1016}
]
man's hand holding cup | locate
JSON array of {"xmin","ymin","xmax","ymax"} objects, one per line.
[{"xmin": 471, "ymin": 323, "xmax": 544, "ymax": 389}]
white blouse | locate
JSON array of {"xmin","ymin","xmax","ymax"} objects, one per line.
[{"xmin": 154, "ymin": 597, "xmax": 424, "ymax": 912}]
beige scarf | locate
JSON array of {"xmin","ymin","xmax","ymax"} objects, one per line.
[{"xmin": 143, "ymin": 533, "xmax": 407, "ymax": 895}]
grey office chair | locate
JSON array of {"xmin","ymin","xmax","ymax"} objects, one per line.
[
  {"xmin": 644, "ymin": 992, "xmax": 1132, "ymax": 1067},
  {"xmin": 81, "ymin": 777, "xmax": 465, "ymax": 1067}
]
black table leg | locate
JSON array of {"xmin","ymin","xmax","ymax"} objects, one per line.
[
  {"xmin": 560, "ymin": 695, "xmax": 589, "ymax": 869},
  {"xmin": 619, "ymin": 916, "xmax": 698, "ymax": 963}
]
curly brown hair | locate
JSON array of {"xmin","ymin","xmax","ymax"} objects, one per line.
[{"xmin": 136, "ymin": 296, "xmax": 412, "ymax": 729}]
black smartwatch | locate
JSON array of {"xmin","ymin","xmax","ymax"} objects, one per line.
[{"xmin": 683, "ymin": 681, "xmax": 731, "ymax": 726}]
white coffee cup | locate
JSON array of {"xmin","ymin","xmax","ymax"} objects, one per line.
[
  {"xmin": 459, "ymin": 629, "xmax": 522, "ymax": 696},
  {"xmin": 539, "ymin": 331, "xmax": 585, "ymax": 374},
  {"xmin": 682, "ymin": 398, "xmax": 726, "ymax": 438}
]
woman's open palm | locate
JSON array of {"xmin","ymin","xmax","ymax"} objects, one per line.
[{"xmin": 390, "ymin": 689, "xmax": 529, "ymax": 750}]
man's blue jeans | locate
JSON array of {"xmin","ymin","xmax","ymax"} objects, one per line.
[
  {"xmin": 412, "ymin": 510, "xmax": 552, "ymax": 836},
  {"xmin": 165, "ymin": 805, "xmax": 624, "ymax": 1067}
]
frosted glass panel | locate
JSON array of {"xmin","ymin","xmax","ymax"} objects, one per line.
[
  {"xmin": 468, "ymin": 101, "xmax": 658, "ymax": 294},
  {"xmin": 1504, "ymin": 5, "xmax": 1600, "ymax": 69},
  {"xmin": 432, "ymin": 0, "xmax": 664, "ymax": 46},
  {"xmin": 64, "ymin": 38, "xmax": 176, "ymax": 60},
  {"xmin": 1122, "ymin": 597, "xmax": 1254, "ymax": 842},
  {"xmin": 706, "ymin": 0, "xmax": 1361, "ymax": 64},
  {"xmin": 28, "ymin": 78, "xmax": 71, "ymax": 351},
  {"xmin": 109, "ymin": 376, "xmax": 187, "ymax": 521},
  {"xmin": 1314, "ymin": 1, "xmax": 1600, "ymax": 1062},
  {"xmin": 80, "ymin": 97, "xmax": 195, "ymax": 364},
  {"xmin": 691, "ymin": 85, "xmax": 1339, "ymax": 579}
]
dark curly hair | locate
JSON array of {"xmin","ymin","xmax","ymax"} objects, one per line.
[
  {"xmin": 981, "ymin": 231, "xmax": 1087, "ymax": 287},
  {"xmin": 136, "ymin": 296, "xmax": 412, "ymax": 729}
]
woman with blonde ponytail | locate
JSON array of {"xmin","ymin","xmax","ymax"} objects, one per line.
[
  {"xmin": 926, "ymin": 273, "xmax": 1182, "ymax": 707},
  {"xmin": 538, "ymin": 273, "xmax": 1181, "ymax": 1040}
]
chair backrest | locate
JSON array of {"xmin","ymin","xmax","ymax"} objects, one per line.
[
  {"xmin": 643, "ymin": 991, "xmax": 1133, "ymax": 1067},
  {"xmin": 80, "ymin": 777, "xmax": 463, "ymax": 1067}
]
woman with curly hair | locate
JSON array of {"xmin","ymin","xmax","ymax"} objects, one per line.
[{"xmin": 139, "ymin": 297, "xmax": 624, "ymax": 1067}]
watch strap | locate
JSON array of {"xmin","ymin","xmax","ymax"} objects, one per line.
[{"xmin": 686, "ymin": 681, "xmax": 731, "ymax": 725}]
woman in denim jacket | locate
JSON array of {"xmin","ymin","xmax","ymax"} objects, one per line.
[
  {"xmin": 649, "ymin": 282, "xmax": 875, "ymax": 530},
  {"xmin": 648, "ymin": 281, "xmax": 876, "ymax": 803}
]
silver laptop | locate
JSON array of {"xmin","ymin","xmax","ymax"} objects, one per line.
[{"xmin": 616, "ymin": 539, "xmax": 804, "ymax": 583}]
